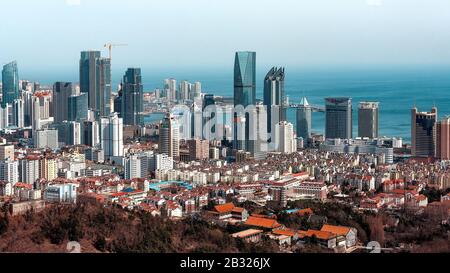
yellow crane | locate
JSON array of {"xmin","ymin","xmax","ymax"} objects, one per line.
[{"xmin": 104, "ymin": 43, "xmax": 128, "ymax": 60}]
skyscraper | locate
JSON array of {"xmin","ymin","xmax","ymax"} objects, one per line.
[
  {"xmin": 122, "ymin": 68, "xmax": 144, "ymax": 126},
  {"xmin": 83, "ymin": 120, "xmax": 100, "ymax": 147},
  {"xmin": 263, "ymin": 67, "xmax": 286, "ymax": 135},
  {"xmin": 159, "ymin": 114, "xmax": 180, "ymax": 159},
  {"xmin": 233, "ymin": 51, "xmax": 256, "ymax": 151},
  {"xmin": 68, "ymin": 93, "xmax": 88, "ymax": 122},
  {"xmin": 411, "ymin": 107, "xmax": 437, "ymax": 157},
  {"xmin": 79, "ymin": 51, "xmax": 112, "ymax": 119},
  {"xmin": 325, "ymin": 97, "xmax": 352, "ymax": 139},
  {"xmin": 358, "ymin": 102, "xmax": 379, "ymax": 139},
  {"xmin": 203, "ymin": 94, "xmax": 216, "ymax": 140},
  {"xmin": 53, "ymin": 82, "xmax": 75, "ymax": 123},
  {"xmin": 436, "ymin": 117, "xmax": 450, "ymax": 160},
  {"xmin": 100, "ymin": 113, "xmax": 124, "ymax": 158},
  {"xmin": 296, "ymin": 97, "xmax": 312, "ymax": 140},
  {"xmin": 2, "ymin": 61, "xmax": 19, "ymax": 107}
]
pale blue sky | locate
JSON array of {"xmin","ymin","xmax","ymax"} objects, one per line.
[{"xmin": 1, "ymin": 0, "xmax": 450, "ymax": 76}]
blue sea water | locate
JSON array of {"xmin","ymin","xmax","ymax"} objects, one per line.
[
  {"xmin": 141, "ymin": 66, "xmax": 450, "ymax": 142},
  {"xmin": 29, "ymin": 66, "xmax": 450, "ymax": 142}
]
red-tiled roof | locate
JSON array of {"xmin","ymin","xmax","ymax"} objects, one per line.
[
  {"xmin": 298, "ymin": 229, "xmax": 336, "ymax": 240},
  {"xmin": 245, "ymin": 216, "xmax": 282, "ymax": 229},
  {"xmin": 320, "ymin": 224, "xmax": 352, "ymax": 236},
  {"xmin": 213, "ymin": 203, "xmax": 235, "ymax": 213}
]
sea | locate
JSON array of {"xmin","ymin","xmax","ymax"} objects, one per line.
[{"xmin": 27, "ymin": 66, "xmax": 450, "ymax": 142}]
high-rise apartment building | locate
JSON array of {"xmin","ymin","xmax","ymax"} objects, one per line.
[
  {"xmin": 358, "ymin": 102, "xmax": 379, "ymax": 139},
  {"xmin": 274, "ymin": 121, "xmax": 297, "ymax": 154},
  {"xmin": 100, "ymin": 113, "xmax": 124, "ymax": 158},
  {"xmin": 188, "ymin": 138, "xmax": 209, "ymax": 161}
]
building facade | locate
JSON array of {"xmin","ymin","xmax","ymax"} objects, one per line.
[{"xmin": 325, "ymin": 97, "xmax": 352, "ymax": 140}]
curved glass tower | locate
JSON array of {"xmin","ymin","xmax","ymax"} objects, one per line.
[
  {"xmin": 2, "ymin": 61, "xmax": 19, "ymax": 108},
  {"xmin": 234, "ymin": 52, "xmax": 256, "ymax": 107},
  {"xmin": 233, "ymin": 51, "xmax": 256, "ymax": 152}
]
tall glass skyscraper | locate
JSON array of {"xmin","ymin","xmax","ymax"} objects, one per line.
[
  {"xmin": 325, "ymin": 97, "xmax": 352, "ymax": 139},
  {"xmin": 234, "ymin": 52, "xmax": 256, "ymax": 107},
  {"xmin": 53, "ymin": 82, "xmax": 75, "ymax": 123},
  {"xmin": 68, "ymin": 93, "xmax": 88, "ymax": 122},
  {"xmin": 233, "ymin": 51, "xmax": 256, "ymax": 152},
  {"xmin": 263, "ymin": 67, "xmax": 286, "ymax": 135},
  {"xmin": 2, "ymin": 61, "xmax": 19, "ymax": 108},
  {"xmin": 79, "ymin": 51, "xmax": 111, "ymax": 119},
  {"xmin": 297, "ymin": 97, "xmax": 312, "ymax": 140},
  {"xmin": 122, "ymin": 68, "xmax": 143, "ymax": 126}
]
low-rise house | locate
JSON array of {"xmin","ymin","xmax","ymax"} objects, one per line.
[
  {"xmin": 298, "ymin": 230, "xmax": 337, "ymax": 249},
  {"xmin": 210, "ymin": 203, "xmax": 249, "ymax": 221},
  {"xmin": 320, "ymin": 224, "xmax": 358, "ymax": 248},
  {"xmin": 244, "ymin": 216, "xmax": 282, "ymax": 231},
  {"xmin": 231, "ymin": 229, "xmax": 263, "ymax": 243}
]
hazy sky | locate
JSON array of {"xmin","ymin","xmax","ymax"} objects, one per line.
[{"xmin": 1, "ymin": 0, "xmax": 450, "ymax": 76}]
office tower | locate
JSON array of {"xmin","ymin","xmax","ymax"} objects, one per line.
[
  {"xmin": 358, "ymin": 102, "xmax": 379, "ymax": 139},
  {"xmin": 437, "ymin": 117, "xmax": 450, "ymax": 160},
  {"xmin": 0, "ymin": 145, "xmax": 14, "ymax": 160},
  {"xmin": 79, "ymin": 51, "xmax": 111, "ymax": 118},
  {"xmin": 53, "ymin": 82, "xmax": 75, "ymax": 123},
  {"xmin": 2, "ymin": 61, "xmax": 19, "ymax": 107},
  {"xmin": 411, "ymin": 107, "xmax": 437, "ymax": 157},
  {"xmin": 100, "ymin": 113, "xmax": 124, "ymax": 158},
  {"xmin": 274, "ymin": 121, "xmax": 297, "ymax": 154},
  {"xmin": 159, "ymin": 114, "xmax": 180, "ymax": 158},
  {"xmin": 296, "ymin": 97, "xmax": 312, "ymax": 140},
  {"xmin": 325, "ymin": 97, "xmax": 352, "ymax": 139},
  {"xmin": 68, "ymin": 93, "xmax": 88, "ymax": 121},
  {"xmin": 22, "ymin": 90, "xmax": 33, "ymax": 126},
  {"xmin": 263, "ymin": 67, "xmax": 286, "ymax": 136},
  {"xmin": 34, "ymin": 128, "xmax": 59, "ymax": 149},
  {"xmin": 188, "ymin": 138, "xmax": 209, "ymax": 161},
  {"xmin": 12, "ymin": 99, "xmax": 24, "ymax": 128},
  {"xmin": 122, "ymin": 68, "xmax": 144, "ymax": 126},
  {"xmin": 114, "ymin": 83, "xmax": 123, "ymax": 117},
  {"xmin": 0, "ymin": 159, "xmax": 19, "ymax": 185},
  {"xmin": 83, "ymin": 120, "xmax": 100, "ymax": 147},
  {"xmin": 233, "ymin": 51, "xmax": 256, "ymax": 151}
]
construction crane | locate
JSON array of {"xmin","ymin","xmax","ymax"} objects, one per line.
[{"xmin": 104, "ymin": 43, "xmax": 128, "ymax": 61}]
